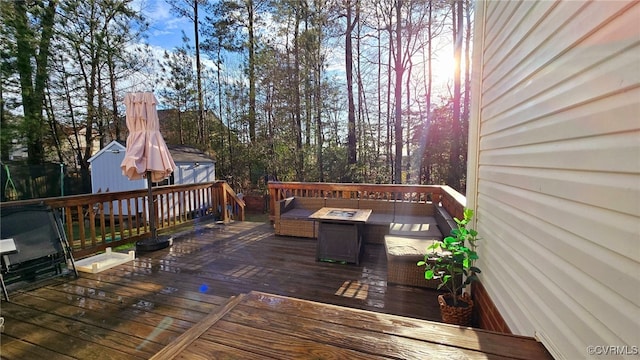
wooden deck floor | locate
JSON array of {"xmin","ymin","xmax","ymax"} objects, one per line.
[{"xmin": 0, "ymin": 220, "xmax": 549, "ymax": 359}]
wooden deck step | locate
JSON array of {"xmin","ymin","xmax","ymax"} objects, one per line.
[{"xmin": 150, "ymin": 294, "xmax": 246, "ymax": 360}]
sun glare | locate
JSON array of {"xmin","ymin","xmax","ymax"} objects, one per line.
[{"xmin": 432, "ymin": 56, "xmax": 457, "ymax": 83}]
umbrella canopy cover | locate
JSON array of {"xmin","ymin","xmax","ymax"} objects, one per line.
[{"xmin": 121, "ymin": 92, "xmax": 176, "ymax": 182}]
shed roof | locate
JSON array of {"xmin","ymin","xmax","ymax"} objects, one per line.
[
  {"xmin": 89, "ymin": 141, "xmax": 215, "ymax": 164},
  {"xmin": 167, "ymin": 145, "xmax": 215, "ymax": 164},
  {"xmin": 88, "ymin": 140, "xmax": 126, "ymax": 163}
]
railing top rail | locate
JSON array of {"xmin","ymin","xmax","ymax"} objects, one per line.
[
  {"xmin": 0, "ymin": 181, "xmax": 225, "ymax": 208},
  {"xmin": 267, "ymin": 182, "xmax": 445, "ymax": 190}
]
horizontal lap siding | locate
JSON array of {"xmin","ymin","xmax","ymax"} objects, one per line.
[{"xmin": 472, "ymin": 1, "xmax": 640, "ymax": 359}]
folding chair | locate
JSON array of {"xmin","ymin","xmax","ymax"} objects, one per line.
[
  {"xmin": 0, "ymin": 203, "xmax": 77, "ymax": 301},
  {"xmin": 0, "ymin": 238, "xmax": 17, "ymax": 301}
]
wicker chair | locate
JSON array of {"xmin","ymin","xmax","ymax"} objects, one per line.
[{"xmin": 275, "ymin": 197, "xmax": 325, "ymax": 238}]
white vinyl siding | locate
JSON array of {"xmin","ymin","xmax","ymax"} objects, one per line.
[
  {"xmin": 468, "ymin": 1, "xmax": 640, "ymax": 359},
  {"xmin": 174, "ymin": 163, "xmax": 216, "ymax": 184}
]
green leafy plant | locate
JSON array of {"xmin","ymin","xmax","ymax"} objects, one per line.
[{"xmin": 417, "ymin": 208, "xmax": 481, "ymax": 307}]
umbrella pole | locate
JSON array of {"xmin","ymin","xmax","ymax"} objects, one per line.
[
  {"xmin": 136, "ymin": 171, "xmax": 171, "ymax": 252},
  {"xmin": 147, "ymin": 172, "xmax": 157, "ymax": 241}
]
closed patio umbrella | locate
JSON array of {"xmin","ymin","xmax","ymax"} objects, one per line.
[{"xmin": 121, "ymin": 92, "xmax": 176, "ymax": 251}]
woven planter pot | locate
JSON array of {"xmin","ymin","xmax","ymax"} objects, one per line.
[{"xmin": 438, "ymin": 293, "xmax": 474, "ymax": 326}]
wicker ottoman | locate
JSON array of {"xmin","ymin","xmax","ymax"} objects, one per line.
[{"xmin": 384, "ymin": 235, "xmax": 442, "ymax": 289}]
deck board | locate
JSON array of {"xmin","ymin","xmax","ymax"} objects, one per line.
[
  {"xmin": 1, "ymin": 220, "xmax": 551, "ymax": 359},
  {"xmin": 0, "ymin": 337, "xmax": 77, "ymax": 360}
]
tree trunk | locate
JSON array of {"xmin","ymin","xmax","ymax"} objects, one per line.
[
  {"xmin": 315, "ymin": 0, "xmax": 324, "ymax": 182},
  {"xmin": 386, "ymin": 17, "xmax": 393, "ymax": 182},
  {"xmin": 247, "ymin": 0, "xmax": 257, "ymax": 143},
  {"xmin": 107, "ymin": 55, "xmax": 121, "ymax": 141},
  {"xmin": 462, "ymin": 0, "xmax": 472, "ymax": 193},
  {"xmin": 376, "ymin": 8, "xmax": 383, "ymax": 165},
  {"xmin": 216, "ymin": 41, "xmax": 226, "ymax": 172},
  {"xmin": 345, "ymin": 0, "xmax": 357, "ymax": 165},
  {"xmin": 13, "ymin": 0, "xmax": 58, "ymax": 164},
  {"xmin": 44, "ymin": 89, "xmax": 64, "ymax": 164},
  {"xmin": 393, "ymin": 0, "xmax": 403, "ymax": 184},
  {"xmin": 420, "ymin": 1, "xmax": 433, "ymax": 183},
  {"xmin": 97, "ymin": 67, "xmax": 105, "ymax": 149},
  {"xmin": 356, "ymin": 0, "xmax": 365, "ymax": 177},
  {"xmin": 448, "ymin": 0, "xmax": 463, "ymax": 190},
  {"xmin": 405, "ymin": 56, "xmax": 412, "ymax": 183},
  {"xmin": 194, "ymin": 0, "xmax": 206, "ymax": 147},
  {"xmin": 0, "ymin": 79, "xmax": 7, "ymax": 162},
  {"xmin": 293, "ymin": 4, "xmax": 303, "ymax": 180}
]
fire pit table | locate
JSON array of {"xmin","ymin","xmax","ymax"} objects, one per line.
[{"xmin": 309, "ymin": 207, "xmax": 372, "ymax": 264}]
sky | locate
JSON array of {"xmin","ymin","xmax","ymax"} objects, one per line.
[{"xmin": 136, "ymin": 0, "xmax": 190, "ymax": 51}]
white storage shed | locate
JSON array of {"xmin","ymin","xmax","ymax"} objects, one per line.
[
  {"xmin": 89, "ymin": 141, "xmax": 216, "ymax": 219},
  {"xmin": 88, "ymin": 141, "xmax": 146, "ymax": 216},
  {"xmin": 167, "ymin": 144, "xmax": 216, "ymax": 185},
  {"xmin": 89, "ymin": 141, "xmax": 216, "ymax": 192},
  {"xmin": 88, "ymin": 140, "xmax": 147, "ymax": 194}
]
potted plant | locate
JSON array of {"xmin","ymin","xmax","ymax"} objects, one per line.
[{"xmin": 417, "ymin": 208, "xmax": 481, "ymax": 326}]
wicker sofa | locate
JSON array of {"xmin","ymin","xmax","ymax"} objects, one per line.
[
  {"xmin": 273, "ymin": 196, "xmax": 458, "ymax": 289},
  {"xmin": 274, "ymin": 196, "xmax": 437, "ymax": 243}
]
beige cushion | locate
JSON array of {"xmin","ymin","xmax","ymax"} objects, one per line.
[
  {"xmin": 389, "ymin": 217, "xmax": 442, "ymax": 239},
  {"xmin": 324, "ymin": 198, "xmax": 359, "ymax": 209},
  {"xmin": 366, "ymin": 212, "xmax": 395, "ymax": 225},
  {"xmin": 359, "ymin": 199, "xmax": 395, "ymax": 214},
  {"xmin": 384, "ymin": 235, "xmax": 440, "ymax": 259},
  {"xmin": 394, "ymin": 201, "xmax": 435, "ymax": 216},
  {"xmin": 294, "ymin": 197, "xmax": 325, "ymax": 210},
  {"xmin": 281, "ymin": 208, "xmax": 315, "ymax": 220}
]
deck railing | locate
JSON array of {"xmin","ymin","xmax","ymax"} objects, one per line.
[
  {"xmin": 267, "ymin": 182, "xmax": 466, "ymax": 220},
  {"xmin": 0, "ymin": 181, "xmax": 245, "ymax": 258}
]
